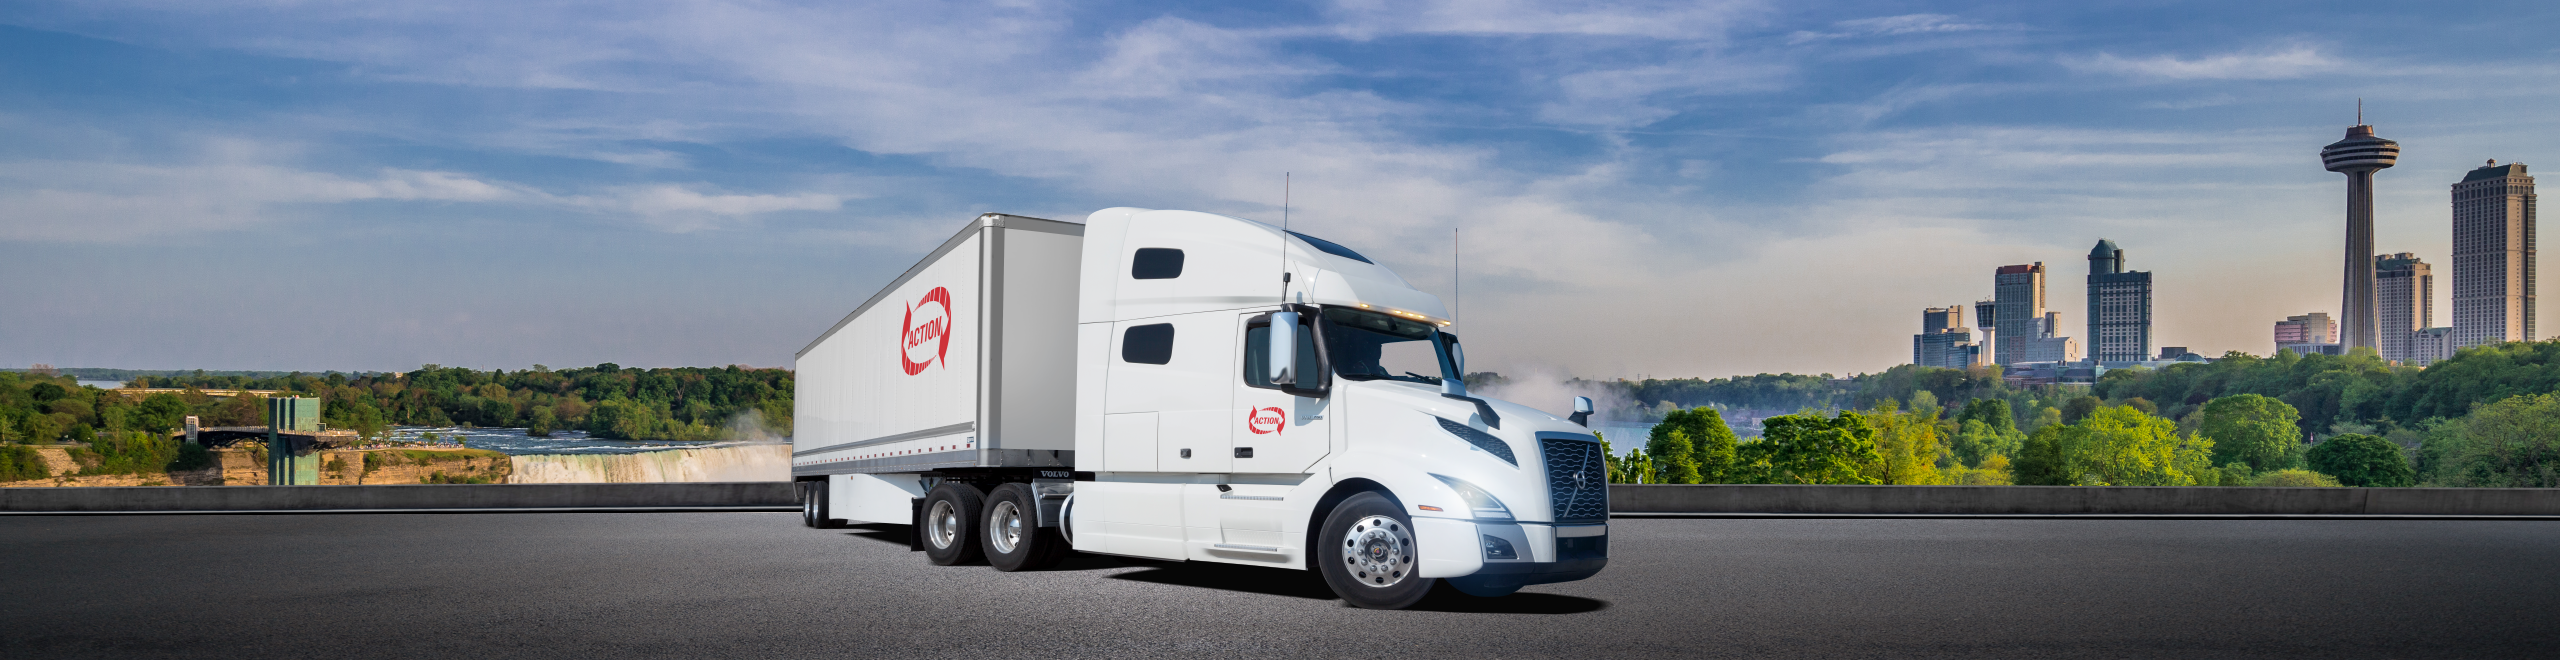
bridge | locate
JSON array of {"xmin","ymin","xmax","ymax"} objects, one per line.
[{"xmin": 182, "ymin": 426, "xmax": 358, "ymax": 449}]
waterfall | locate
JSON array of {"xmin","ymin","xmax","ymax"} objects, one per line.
[{"xmin": 507, "ymin": 444, "xmax": 790, "ymax": 483}]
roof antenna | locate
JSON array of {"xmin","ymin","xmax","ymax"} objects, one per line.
[
  {"xmin": 1453, "ymin": 227, "xmax": 1460, "ymax": 327},
  {"xmin": 2357, "ymin": 98, "xmax": 2364, "ymax": 125},
  {"xmin": 1279, "ymin": 173, "xmax": 1290, "ymax": 301}
]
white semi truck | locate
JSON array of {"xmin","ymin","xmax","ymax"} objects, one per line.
[{"xmin": 792, "ymin": 208, "xmax": 1608, "ymax": 609}]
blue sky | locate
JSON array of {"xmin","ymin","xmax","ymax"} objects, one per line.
[{"xmin": 4, "ymin": 1, "xmax": 2557, "ymax": 380}]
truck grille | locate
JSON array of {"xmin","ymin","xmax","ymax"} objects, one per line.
[{"xmin": 1540, "ymin": 438, "xmax": 1609, "ymax": 523}]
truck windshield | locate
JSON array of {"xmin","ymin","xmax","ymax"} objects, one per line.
[{"xmin": 1321, "ymin": 307, "xmax": 1455, "ymax": 385}]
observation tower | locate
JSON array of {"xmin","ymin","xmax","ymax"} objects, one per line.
[{"xmin": 2321, "ymin": 106, "xmax": 2399, "ymax": 352}]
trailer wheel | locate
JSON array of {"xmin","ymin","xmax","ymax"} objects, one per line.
[
  {"xmin": 1316, "ymin": 491, "xmax": 1435, "ymax": 610},
  {"xmin": 922, "ymin": 483, "xmax": 986, "ymax": 565},
  {"xmin": 799, "ymin": 482, "xmax": 818, "ymax": 528},
  {"xmin": 802, "ymin": 480, "xmax": 845, "ymax": 529},
  {"xmin": 982, "ymin": 483, "xmax": 1069, "ymax": 571}
]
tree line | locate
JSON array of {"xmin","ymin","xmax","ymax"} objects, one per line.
[
  {"xmin": 2, "ymin": 364, "xmax": 793, "ymax": 449},
  {"xmin": 1598, "ymin": 341, "xmax": 2560, "ymax": 488}
]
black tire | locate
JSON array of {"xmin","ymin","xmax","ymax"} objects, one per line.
[
  {"xmin": 921, "ymin": 482, "xmax": 986, "ymax": 566},
  {"xmin": 799, "ymin": 482, "xmax": 819, "ymax": 528},
  {"xmin": 1316, "ymin": 491, "xmax": 1435, "ymax": 609},
  {"xmin": 982, "ymin": 483, "xmax": 1070, "ymax": 572},
  {"xmin": 803, "ymin": 480, "xmax": 846, "ymax": 529}
]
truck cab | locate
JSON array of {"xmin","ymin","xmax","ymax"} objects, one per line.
[{"xmin": 795, "ymin": 208, "xmax": 1607, "ymax": 609}]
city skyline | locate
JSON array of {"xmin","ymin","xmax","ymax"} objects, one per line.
[{"xmin": 4, "ymin": 3, "xmax": 2560, "ymax": 379}]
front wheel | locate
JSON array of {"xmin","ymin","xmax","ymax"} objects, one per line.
[{"xmin": 1316, "ymin": 491, "xmax": 1435, "ymax": 609}]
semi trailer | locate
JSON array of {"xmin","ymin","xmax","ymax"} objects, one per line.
[{"xmin": 791, "ymin": 208, "xmax": 1607, "ymax": 609}]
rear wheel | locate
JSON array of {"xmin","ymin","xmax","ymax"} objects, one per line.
[
  {"xmin": 800, "ymin": 480, "xmax": 842, "ymax": 528},
  {"xmin": 1316, "ymin": 491, "xmax": 1434, "ymax": 609},
  {"xmin": 982, "ymin": 483, "xmax": 1069, "ymax": 571},
  {"xmin": 922, "ymin": 483, "xmax": 986, "ymax": 565}
]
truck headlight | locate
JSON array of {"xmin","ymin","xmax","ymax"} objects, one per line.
[{"xmin": 1429, "ymin": 474, "xmax": 1513, "ymax": 521}]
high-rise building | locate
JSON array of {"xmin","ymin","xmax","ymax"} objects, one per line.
[
  {"xmin": 2375, "ymin": 252, "xmax": 2434, "ymax": 363},
  {"xmin": 2322, "ymin": 114, "xmax": 2399, "ymax": 352},
  {"xmin": 1994, "ymin": 263, "xmax": 2049, "ymax": 366},
  {"xmin": 2451, "ymin": 160, "xmax": 2537, "ymax": 348},
  {"xmin": 1913, "ymin": 305, "xmax": 1980, "ymax": 369},
  {"xmin": 2086, "ymin": 239, "xmax": 2154, "ymax": 366}
]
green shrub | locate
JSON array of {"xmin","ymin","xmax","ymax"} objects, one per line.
[
  {"xmin": 66, "ymin": 432, "xmax": 185, "ymax": 476},
  {"xmin": 2305, "ymin": 434, "xmax": 2414, "ymax": 487},
  {"xmin": 2251, "ymin": 469, "xmax": 2342, "ymax": 487},
  {"xmin": 0, "ymin": 444, "xmax": 49, "ymax": 481}
]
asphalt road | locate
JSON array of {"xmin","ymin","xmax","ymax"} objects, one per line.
[{"xmin": 5, "ymin": 513, "xmax": 2558, "ymax": 659}]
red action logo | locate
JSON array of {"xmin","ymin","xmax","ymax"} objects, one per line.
[
  {"xmin": 900, "ymin": 287, "xmax": 953, "ymax": 375},
  {"xmin": 1246, "ymin": 406, "xmax": 1286, "ymax": 434}
]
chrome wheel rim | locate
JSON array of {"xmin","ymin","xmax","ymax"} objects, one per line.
[
  {"xmin": 928, "ymin": 500, "xmax": 960, "ymax": 549},
  {"xmin": 989, "ymin": 501, "xmax": 1024, "ymax": 554},
  {"xmin": 1340, "ymin": 515, "xmax": 1414, "ymax": 588}
]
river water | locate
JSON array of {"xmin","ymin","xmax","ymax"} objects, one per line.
[{"xmin": 378, "ymin": 426, "xmax": 790, "ymax": 483}]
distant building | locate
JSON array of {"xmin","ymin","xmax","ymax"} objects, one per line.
[
  {"xmin": 2375, "ymin": 252, "xmax": 2435, "ymax": 364},
  {"xmin": 1973, "ymin": 299, "xmax": 1998, "ymax": 359},
  {"xmin": 2280, "ymin": 343, "xmax": 2345, "ymax": 357},
  {"xmin": 2086, "ymin": 239, "xmax": 2154, "ymax": 367},
  {"xmin": 1992, "ymin": 263, "xmax": 2081, "ymax": 366},
  {"xmin": 2408, "ymin": 326, "xmax": 2456, "ymax": 366},
  {"xmin": 2003, "ymin": 361, "xmax": 2103, "ymax": 387},
  {"xmin": 1913, "ymin": 305, "xmax": 1981, "ymax": 369},
  {"xmin": 2274, "ymin": 313, "xmax": 2337, "ymax": 349},
  {"xmin": 2451, "ymin": 160, "xmax": 2537, "ymax": 348}
]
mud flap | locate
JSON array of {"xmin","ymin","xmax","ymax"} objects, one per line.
[{"xmin": 908, "ymin": 497, "xmax": 925, "ymax": 551}]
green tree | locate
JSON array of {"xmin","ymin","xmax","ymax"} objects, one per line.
[
  {"xmin": 2199, "ymin": 394, "xmax": 2305, "ymax": 472},
  {"xmin": 1862, "ymin": 400, "xmax": 1942, "ymax": 485},
  {"xmin": 132, "ymin": 393, "xmax": 189, "ymax": 434},
  {"xmin": 1957, "ymin": 398, "xmax": 2018, "ymax": 435},
  {"xmin": 2060, "ymin": 396, "xmax": 2103, "ymax": 426},
  {"xmin": 1740, "ymin": 412, "xmax": 1882, "ymax": 485},
  {"xmin": 2428, "ymin": 393, "xmax": 2560, "ymax": 487},
  {"xmin": 527, "ymin": 407, "xmax": 559, "ymax": 438},
  {"xmin": 1652, "ymin": 407, "xmax": 1737, "ymax": 482},
  {"xmin": 2304, "ymin": 434, "xmax": 2415, "ymax": 487},
  {"xmin": 1645, "ymin": 428, "xmax": 1702, "ymax": 484},
  {"xmin": 2012, "ymin": 422, "xmax": 2088, "ymax": 485},
  {"xmin": 2072, "ymin": 406, "xmax": 2213, "ymax": 486}
]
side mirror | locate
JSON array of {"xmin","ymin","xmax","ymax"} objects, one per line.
[
  {"xmin": 1268, "ymin": 311, "xmax": 1299, "ymax": 386},
  {"xmin": 1568, "ymin": 396, "xmax": 1594, "ymax": 427}
]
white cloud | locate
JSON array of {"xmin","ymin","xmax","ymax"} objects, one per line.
[
  {"xmin": 0, "ymin": 151, "xmax": 847, "ymax": 240},
  {"xmin": 0, "ymin": 160, "xmax": 529, "ymax": 241},
  {"xmin": 1325, "ymin": 0, "xmax": 1763, "ymax": 39},
  {"xmin": 1787, "ymin": 13, "xmax": 2006, "ymax": 44},
  {"xmin": 2068, "ymin": 45, "xmax": 2340, "ymax": 80},
  {"xmin": 571, "ymin": 184, "xmax": 844, "ymax": 232}
]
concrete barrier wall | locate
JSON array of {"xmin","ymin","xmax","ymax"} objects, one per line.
[
  {"xmin": 1, "ymin": 482, "xmax": 796, "ymax": 512},
  {"xmin": 1610, "ymin": 484, "xmax": 2560, "ymax": 516},
  {"xmin": 12, "ymin": 482, "xmax": 2558, "ymax": 515}
]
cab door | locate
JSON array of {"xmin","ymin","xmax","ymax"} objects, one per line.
[{"xmin": 1232, "ymin": 310, "xmax": 1331, "ymax": 473}]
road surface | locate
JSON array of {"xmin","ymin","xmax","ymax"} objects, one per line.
[{"xmin": 4, "ymin": 513, "xmax": 2556, "ymax": 658}]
